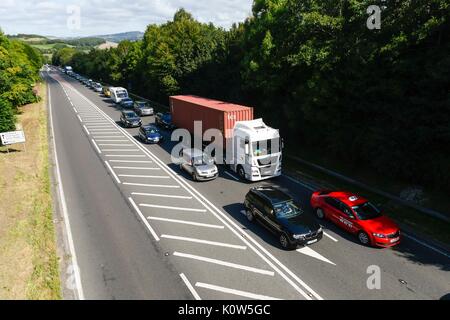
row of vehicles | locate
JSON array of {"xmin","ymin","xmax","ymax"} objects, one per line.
[{"xmin": 61, "ymin": 67, "xmax": 401, "ymax": 250}]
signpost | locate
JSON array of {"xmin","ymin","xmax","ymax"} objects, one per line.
[{"xmin": 0, "ymin": 130, "xmax": 26, "ymax": 153}]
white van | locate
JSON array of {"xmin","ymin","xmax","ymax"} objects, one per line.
[{"xmin": 110, "ymin": 87, "xmax": 129, "ymax": 103}]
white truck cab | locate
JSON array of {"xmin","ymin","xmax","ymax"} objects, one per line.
[{"xmin": 227, "ymin": 118, "xmax": 282, "ymax": 181}]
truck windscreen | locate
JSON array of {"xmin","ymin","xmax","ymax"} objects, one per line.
[{"xmin": 252, "ymin": 138, "xmax": 280, "ymax": 157}]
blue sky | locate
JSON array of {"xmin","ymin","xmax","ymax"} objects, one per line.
[{"xmin": 0, "ymin": 0, "xmax": 253, "ymax": 37}]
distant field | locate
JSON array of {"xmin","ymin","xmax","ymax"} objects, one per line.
[{"xmin": 31, "ymin": 43, "xmax": 75, "ymax": 50}]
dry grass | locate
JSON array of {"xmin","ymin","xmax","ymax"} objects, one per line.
[{"xmin": 0, "ymin": 82, "xmax": 61, "ymax": 299}]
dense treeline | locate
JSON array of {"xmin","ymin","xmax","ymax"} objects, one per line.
[
  {"xmin": 54, "ymin": 0, "xmax": 450, "ymax": 190},
  {"xmin": 0, "ymin": 31, "xmax": 43, "ymax": 132}
]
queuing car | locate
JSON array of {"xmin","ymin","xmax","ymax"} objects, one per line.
[
  {"xmin": 92, "ymin": 82, "xmax": 103, "ymax": 92},
  {"xmin": 134, "ymin": 101, "xmax": 154, "ymax": 116},
  {"xmin": 310, "ymin": 190, "xmax": 400, "ymax": 247},
  {"xmin": 244, "ymin": 186, "xmax": 323, "ymax": 249},
  {"xmin": 179, "ymin": 148, "xmax": 218, "ymax": 181},
  {"xmin": 102, "ymin": 86, "xmax": 111, "ymax": 97},
  {"xmin": 138, "ymin": 124, "xmax": 163, "ymax": 144},
  {"xmin": 120, "ymin": 110, "xmax": 142, "ymax": 128},
  {"xmin": 155, "ymin": 112, "xmax": 175, "ymax": 130},
  {"xmin": 119, "ymin": 97, "xmax": 134, "ymax": 109}
]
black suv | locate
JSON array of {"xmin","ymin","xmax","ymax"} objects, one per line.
[
  {"xmin": 244, "ymin": 186, "xmax": 323, "ymax": 249},
  {"xmin": 155, "ymin": 112, "xmax": 175, "ymax": 130},
  {"xmin": 120, "ymin": 110, "xmax": 142, "ymax": 128}
]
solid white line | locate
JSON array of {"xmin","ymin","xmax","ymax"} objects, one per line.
[
  {"xmin": 113, "ymin": 166, "xmax": 160, "ymax": 170},
  {"xmin": 224, "ymin": 171, "xmax": 240, "ymax": 181},
  {"xmin": 323, "ymin": 231, "xmax": 338, "ymax": 242},
  {"xmin": 57, "ymin": 78, "xmax": 321, "ymax": 300},
  {"xmin": 47, "ymin": 77, "xmax": 84, "ymax": 300},
  {"xmin": 160, "ymin": 235, "xmax": 247, "ymax": 250},
  {"xmin": 133, "ymin": 192, "xmax": 191, "ymax": 199},
  {"xmin": 128, "ymin": 197, "xmax": 160, "ymax": 241},
  {"xmin": 123, "ymin": 182, "xmax": 180, "ymax": 188},
  {"xmin": 109, "ymin": 160, "xmax": 153, "ymax": 163},
  {"xmin": 140, "ymin": 203, "xmax": 206, "ymax": 212},
  {"xmin": 105, "ymin": 155, "xmax": 146, "ymax": 157},
  {"xmin": 89, "ymin": 129, "xmax": 120, "ymax": 131},
  {"xmin": 179, "ymin": 273, "xmax": 201, "ymax": 300},
  {"xmin": 99, "ymin": 144, "xmax": 134, "ymax": 146},
  {"xmin": 147, "ymin": 216, "xmax": 222, "ymax": 228},
  {"xmin": 403, "ymin": 233, "xmax": 450, "ymax": 259},
  {"xmin": 86, "ymin": 125, "xmax": 115, "ymax": 128},
  {"xmin": 95, "ymin": 140, "xmax": 129, "ymax": 142},
  {"xmin": 91, "ymin": 139, "xmax": 102, "ymax": 154},
  {"xmin": 83, "ymin": 125, "xmax": 90, "ymax": 135},
  {"xmin": 101, "ymin": 149, "xmax": 140, "ymax": 152},
  {"xmin": 195, "ymin": 282, "xmax": 280, "ymax": 300},
  {"xmin": 104, "ymin": 161, "xmax": 121, "ymax": 184},
  {"xmin": 174, "ymin": 252, "xmax": 274, "ymax": 276},
  {"xmin": 73, "ymin": 106, "xmax": 78, "ymax": 113},
  {"xmin": 77, "ymin": 115, "xmax": 83, "ymax": 122},
  {"xmin": 283, "ymin": 175, "xmax": 316, "ymax": 192},
  {"xmin": 119, "ymin": 174, "xmax": 169, "ymax": 179}
]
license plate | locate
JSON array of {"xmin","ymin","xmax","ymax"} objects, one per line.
[
  {"xmin": 390, "ymin": 237, "xmax": 399, "ymax": 243},
  {"xmin": 206, "ymin": 174, "xmax": 215, "ymax": 178},
  {"xmin": 307, "ymin": 239, "xmax": 318, "ymax": 245}
]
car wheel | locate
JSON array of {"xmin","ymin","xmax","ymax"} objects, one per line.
[
  {"xmin": 358, "ymin": 231, "xmax": 370, "ymax": 246},
  {"xmin": 192, "ymin": 172, "xmax": 197, "ymax": 181},
  {"xmin": 237, "ymin": 166, "xmax": 245, "ymax": 180},
  {"xmin": 246, "ymin": 209, "xmax": 254, "ymax": 222},
  {"xmin": 279, "ymin": 233, "xmax": 290, "ymax": 250},
  {"xmin": 315, "ymin": 208, "xmax": 325, "ymax": 219}
]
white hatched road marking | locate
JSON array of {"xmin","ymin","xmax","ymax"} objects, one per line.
[
  {"xmin": 128, "ymin": 197, "xmax": 160, "ymax": 241},
  {"xmin": 160, "ymin": 235, "xmax": 247, "ymax": 250},
  {"xmin": 105, "ymin": 155, "xmax": 146, "ymax": 158},
  {"xmin": 323, "ymin": 232, "xmax": 338, "ymax": 242},
  {"xmin": 174, "ymin": 252, "xmax": 274, "ymax": 276},
  {"xmin": 91, "ymin": 139, "xmax": 102, "ymax": 154},
  {"xmin": 109, "ymin": 160, "xmax": 153, "ymax": 163},
  {"xmin": 104, "ymin": 161, "xmax": 121, "ymax": 184},
  {"xmin": 140, "ymin": 204, "xmax": 206, "ymax": 212},
  {"xmin": 180, "ymin": 273, "xmax": 201, "ymax": 300},
  {"xmin": 118, "ymin": 174, "xmax": 169, "ymax": 179},
  {"xmin": 123, "ymin": 182, "xmax": 180, "ymax": 188},
  {"xmin": 113, "ymin": 166, "xmax": 160, "ymax": 170},
  {"xmin": 296, "ymin": 247, "xmax": 336, "ymax": 266},
  {"xmin": 133, "ymin": 192, "xmax": 191, "ymax": 199},
  {"xmin": 195, "ymin": 282, "xmax": 281, "ymax": 300},
  {"xmin": 83, "ymin": 125, "xmax": 90, "ymax": 135},
  {"xmin": 147, "ymin": 216, "xmax": 222, "ymax": 229}
]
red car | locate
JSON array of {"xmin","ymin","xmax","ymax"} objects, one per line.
[{"xmin": 310, "ymin": 191, "xmax": 400, "ymax": 247}]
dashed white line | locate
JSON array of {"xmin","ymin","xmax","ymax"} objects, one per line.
[
  {"xmin": 123, "ymin": 182, "xmax": 180, "ymax": 188},
  {"xmin": 403, "ymin": 233, "xmax": 450, "ymax": 259},
  {"xmin": 195, "ymin": 282, "xmax": 280, "ymax": 300},
  {"xmin": 160, "ymin": 235, "xmax": 247, "ymax": 250},
  {"xmin": 128, "ymin": 197, "xmax": 160, "ymax": 241},
  {"xmin": 133, "ymin": 192, "xmax": 191, "ymax": 199},
  {"xmin": 91, "ymin": 139, "xmax": 102, "ymax": 154},
  {"xmin": 323, "ymin": 231, "xmax": 338, "ymax": 242},
  {"xmin": 147, "ymin": 216, "xmax": 223, "ymax": 228},
  {"xmin": 174, "ymin": 252, "xmax": 274, "ymax": 276},
  {"xmin": 140, "ymin": 204, "xmax": 206, "ymax": 212},
  {"xmin": 104, "ymin": 161, "xmax": 121, "ymax": 184},
  {"xmin": 180, "ymin": 273, "xmax": 201, "ymax": 300}
]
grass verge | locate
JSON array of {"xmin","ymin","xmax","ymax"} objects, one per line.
[{"xmin": 0, "ymin": 82, "xmax": 61, "ymax": 299}]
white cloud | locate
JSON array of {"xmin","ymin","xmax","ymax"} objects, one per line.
[{"xmin": 0, "ymin": 0, "xmax": 253, "ymax": 37}]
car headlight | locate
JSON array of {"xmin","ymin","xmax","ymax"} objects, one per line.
[
  {"xmin": 318, "ymin": 226, "xmax": 323, "ymax": 233},
  {"xmin": 293, "ymin": 234, "xmax": 305, "ymax": 240},
  {"xmin": 373, "ymin": 233, "xmax": 386, "ymax": 238}
]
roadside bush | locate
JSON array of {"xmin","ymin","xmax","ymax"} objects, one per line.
[{"xmin": 0, "ymin": 98, "xmax": 16, "ymax": 133}]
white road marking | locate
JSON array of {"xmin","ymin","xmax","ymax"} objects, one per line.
[
  {"xmin": 47, "ymin": 77, "xmax": 84, "ymax": 300},
  {"xmin": 179, "ymin": 273, "xmax": 201, "ymax": 300},
  {"xmin": 109, "ymin": 160, "xmax": 152, "ymax": 163},
  {"xmin": 403, "ymin": 233, "xmax": 450, "ymax": 259},
  {"xmin": 140, "ymin": 204, "xmax": 206, "ymax": 212},
  {"xmin": 296, "ymin": 246, "xmax": 336, "ymax": 266},
  {"xmin": 83, "ymin": 125, "xmax": 90, "ymax": 135},
  {"xmin": 104, "ymin": 161, "xmax": 121, "ymax": 184},
  {"xmin": 77, "ymin": 115, "xmax": 83, "ymax": 122},
  {"xmin": 147, "ymin": 216, "xmax": 222, "ymax": 228},
  {"xmin": 95, "ymin": 140, "xmax": 129, "ymax": 142},
  {"xmin": 160, "ymin": 235, "xmax": 247, "ymax": 250},
  {"xmin": 119, "ymin": 174, "xmax": 169, "ymax": 179},
  {"xmin": 105, "ymin": 155, "xmax": 146, "ymax": 158},
  {"xmin": 323, "ymin": 231, "xmax": 338, "ymax": 242},
  {"xmin": 224, "ymin": 171, "xmax": 240, "ymax": 181},
  {"xmin": 174, "ymin": 252, "xmax": 274, "ymax": 276},
  {"xmin": 98, "ymin": 144, "xmax": 134, "ymax": 146},
  {"xmin": 91, "ymin": 139, "xmax": 102, "ymax": 154},
  {"xmin": 195, "ymin": 282, "xmax": 280, "ymax": 300},
  {"xmin": 128, "ymin": 197, "xmax": 160, "ymax": 241},
  {"xmin": 123, "ymin": 182, "xmax": 180, "ymax": 188},
  {"xmin": 101, "ymin": 149, "xmax": 140, "ymax": 152},
  {"xmin": 56, "ymin": 78, "xmax": 322, "ymax": 300},
  {"xmin": 113, "ymin": 166, "xmax": 159, "ymax": 170},
  {"xmin": 133, "ymin": 192, "xmax": 191, "ymax": 199},
  {"xmin": 73, "ymin": 107, "xmax": 78, "ymax": 113},
  {"xmin": 283, "ymin": 175, "xmax": 316, "ymax": 192},
  {"xmin": 88, "ymin": 128, "xmax": 120, "ymax": 131}
]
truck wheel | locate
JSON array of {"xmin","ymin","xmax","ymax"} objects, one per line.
[{"xmin": 237, "ymin": 166, "xmax": 245, "ymax": 180}]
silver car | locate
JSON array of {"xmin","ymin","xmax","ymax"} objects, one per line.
[
  {"xmin": 180, "ymin": 148, "xmax": 218, "ymax": 181},
  {"xmin": 134, "ymin": 101, "xmax": 154, "ymax": 116}
]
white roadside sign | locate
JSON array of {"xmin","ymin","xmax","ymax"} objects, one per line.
[{"xmin": 0, "ymin": 130, "xmax": 26, "ymax": 146}]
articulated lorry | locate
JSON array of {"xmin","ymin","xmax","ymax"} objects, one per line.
[{"xmin": 170, "ymin": 95, "xmax": 282, "ymax": 181}]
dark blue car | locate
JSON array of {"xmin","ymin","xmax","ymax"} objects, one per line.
[{"xmin": 138, "ymin": 124, "xmax": 163, "ymax": 144}]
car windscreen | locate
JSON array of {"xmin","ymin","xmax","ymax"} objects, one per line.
[
  {"xmin": 144, "ymin": 127, "xmax": 158, "ymax": 134},
  {"xmin": 117, "ymin": 91, "xmax": 128, "ymax": 98},
  {"xmin": 274, "ymin": 201, "xmax": 303, "ymax": 219},
  {"xmin": 136, "ymin": 102, "xmax": 149, "ymax": 108},
  {"xmin": 192, "ymin": 155, "xmax": 214, "ymax": 166},
  {"xmin": 352, "ymin": 202, "xmax": 382, "ymax": 220},
  {"xmin": 125, "ymin": 112, "xmax": 138, "ymax": 118}
]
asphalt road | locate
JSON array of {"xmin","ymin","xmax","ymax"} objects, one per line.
[{"xmin": 45, "ymin": 69, "xmax": 450, "ymax": 300}]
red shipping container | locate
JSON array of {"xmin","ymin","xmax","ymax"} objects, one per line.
[{"xmin": 170, "ymin": 95, "xmax": 254, "ymax": 146}]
